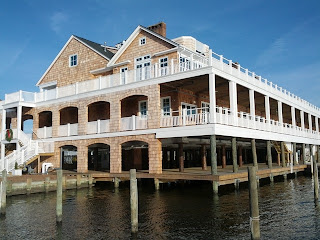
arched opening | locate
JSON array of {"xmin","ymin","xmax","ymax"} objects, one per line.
[
  {"xmin": 61, "ymin": 145, "xmax": 77, "ymax": 171},
  {"xmin": 22, "ymin": 114, "xmax": 33, "ymax": 137},
  {"xmin": 87, "ymin": 101, "xmax": 110, "ymax": 134},
  {"xmin": 88, "ymin": 143, "xmax": 110, "ymax": 171},
  {"xmin": 59, "ymin": 107, "xmax": 78, "ymax": 136},
  {"xmin": 38, "ymin": 111, "xmax": 53, "ymax": 138},
  {"xmin": 121, "ymin": 141, "xmax": 148, "ymax": 171},
  {"xmin": 121, "ymin": 95, "xmax": 148, "ymax": 131}
]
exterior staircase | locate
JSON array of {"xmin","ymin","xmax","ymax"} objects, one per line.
[
  {"xmin": 1, "ymin": 129, "xmax": 54, "ymax": 173},
  {"xmin": 271, "ymin": 141, "xmax": 292, "ymax": 164}
]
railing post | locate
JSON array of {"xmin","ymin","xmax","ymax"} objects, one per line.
[
  {"xmin": 67, "ymin": 123, "xmax": 71, "ymax": 136},
  {"xmin": 97, "ymin": 119, "xmax": 101, "ymax": 134},
  {"xmin": 182, "ymin": 109, "xmax": 187, "ymax": 126},
  {"xmin": 132, "ymin": 115, "xmax": 136, "ymax": 131}
]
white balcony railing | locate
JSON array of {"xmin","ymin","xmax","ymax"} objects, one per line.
[
  {"xmin": 58, "ymin": 123, "xmax": 78, "ymax": 137},
  {"xmin": 87, "ymin": 119, "xmax": 110, "ymax": 134},
  {"xmin": 37, "ymin": 126, "xmax": 52, "ymax": 139},
  {"xmin": 121, "ymin": 115, "xmax": 148, "ymax": 131}
]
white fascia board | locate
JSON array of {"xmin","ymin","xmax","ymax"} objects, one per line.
[{"xmin": 153, "ymin": 47, "xmax": 178, "ymax": 57}]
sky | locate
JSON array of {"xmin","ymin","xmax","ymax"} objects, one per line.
[{"xmin": 0, "ymin": 0, "xmax": 320, "ymax": 106}]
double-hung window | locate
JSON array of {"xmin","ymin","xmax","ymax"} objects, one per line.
[
  {"xmin": 120, "ymin": 67, "xmax": 128, "ymax": 85},
  {"xmin": 139, "ymin": 100, "xmax": 148, "ymax": 117},
  {"xmin": 161, "ymin": 97, "xmax": 171, "ymax": 116},
  {"xmin": 181, "ymin": 103, "xmax": 196, "ymax": 115},
  {"xmin": 159, "ymin": 57, "xmax": 168, "ymax": 76},
  {"xmin": 135, "ymin": 55, "xmax": 151, "ymax": 81},
  {"xmin": 69, "ymin": 54, "xmax": 78, "ymax": 67}
]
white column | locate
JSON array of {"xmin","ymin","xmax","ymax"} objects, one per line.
[
  {"xmin": 264, "ymin": 96, "xmax": 270, "ymax": 122},
  {"xmin": 249, "ymin": 89, "xmax": 255, "ymax": 117},
  {"xmin": 277, "ymin": 101, "xmax": 283, "ymax": 124},
  {"xmin": 300, "ymin": 110, "xmax": 305, "ymax": 129},
  {"xmin": 291, "ymin": 106, "xmax": 296, "ymax": 127},
  {"xmin": 1, "ymin": 109, "xmax": 6, "ymax": 140},
  {"xmin": 0, "ymin": 143, "xmax": 4, "ymax": 170},
  {"xmin": 209, "ymin": 73, "xmax": 216, "ymax": 123},
  {"xmin": 308, "ymin": 113, "xmax": 312, "ymax": 131},
  {"xmin": 17, "ymin": 105, "xmax": 22, "ymax": 142},
  {"xmin": 229, "ymin": 81, "xmax": 238, "ymax": 125}
]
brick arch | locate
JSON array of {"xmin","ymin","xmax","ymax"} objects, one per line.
[
  {"xmin": 118, "ymin": 135, "xmax": 154, "ymax": 146},
  {"xmin": 119, "ymin": 86, "xmax": 154, "ymax": 101},
  {"xmin": 55, "ymin": 142, "xmax": 79, "ymax": 149},
  {"xmin": 85, "ymin": 97, "xmax": 111, "ymax": 107},
  {"xmin": 85, "ymin": 138, "xmax": 112, "ymax": 147}
]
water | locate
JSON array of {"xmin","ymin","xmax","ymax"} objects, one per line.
[{"xmin": 1, "ymin": 176, "xmax": 320, "ymax": 240}]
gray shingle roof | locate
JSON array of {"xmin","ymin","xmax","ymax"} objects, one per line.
[{"xmin": 74, "ymin": 35, "xmax": 115, "ymax": 60}]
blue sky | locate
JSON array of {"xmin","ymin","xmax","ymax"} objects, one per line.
[{"xmin": 1, "ymin": 0, "xmax": 320, "ymax": 106}]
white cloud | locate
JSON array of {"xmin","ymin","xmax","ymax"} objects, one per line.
[
  {"xmin": 255, "ymin": 37, "xmax": 286, "ymax": 67},
  {"xmin": 50, "ymin": 12, "xmax": 68, "ymax": 34}
]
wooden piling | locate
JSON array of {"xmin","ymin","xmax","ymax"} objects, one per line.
[
  {"xmin": 211, "ymin": 135, "xmax": 219, "ymax": 194},
  {"xmin": 130, "ymin": 169, "xmax": 138, "ymax": 233},
  {"xmin": 114, "ymin": 177, "xmax": 120, "ymax": 188},
  {"xmin": 56, "ymin": 169, "xmax": 63, "ymax": 223},
  {"xmin": 293, "ymin": 143, "xmax": 297, "ymax": 165},
  {"xmin": 154, "ymin": 178, "xmax": 160, "ymax": 190},
  {"xmin": 248, "ymin": 166, "xmax": 260, "ymax": 240},
  {"xmin": 201, "ymin": 145, "xmax": 207, "ymax": 170},
  {"xmin": 302, "ymin": 143, "xmax": 306, "ymax": 164},
  {"xmin": 1, "ymin": 170, "xmax": 7, "ymax": 215},
  {"xmin": 76, "ymin": 174, "xmax": 82, "ymax": 188},
  {"xmin": 318, "ymin": 145, "xmax": 320, "ymax": 164},
  {"xmin": 281, "ymin": 142, "xmax": 286, "ymax": 167},
  {"xmin": 267, "ymin": 140, "xmax": 272, "ymax": 169},
  {"xmin": 251, "ymin": 139, "xmax": 258, "ymax": 168},
  {"xmin": 238, "ymin": 146, "xmax": 243, "ymax": 167},
  {"xmin": 26, "ymin": 178, "xmax": 32, "ymax": 194},
  {"xmin": 88, "ymin": 174, "xmax": 93, "ymax": 186},
  {"xmin": 44, "ymin": 177, "xmax": 50, "ymax": 193},
  {"xmin": 222, "ymin": 145, "xmax": 226, "ymax": 168},
  {"xmin": 178, "ymin": 143, "xmax": 184, "ymax": 172},
  {"xmin": 232, "ymin": 137, "xmax": 238, "ymax": 173},
  {"xmin": 313, "ymin": 157, "xmax": 319, "ymax": 203}
]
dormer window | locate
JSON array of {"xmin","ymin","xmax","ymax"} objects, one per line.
[
  {"xmin": 139, "ymin": 37, "xmax": 146, "ymax": 46},
  {"xmin": 69, "ymin": 54, "xmax": 78, "ymax": 67}
]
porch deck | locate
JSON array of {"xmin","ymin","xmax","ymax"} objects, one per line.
[{"xmin": 91, "ymin": 163, "xmax": 308, "ymax": 186}]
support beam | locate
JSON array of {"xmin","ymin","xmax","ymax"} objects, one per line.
[
  {"xmin": 251, "ymin": 139, "xmax": 258, "ymax": 168},
  {"xmin": 232, "ymin": 137, "xmax": 238, "ymax": 173},
  {"xmin": 293, "ymin": 143, "xmax": 297, "ymax": 165},
  {"xmin": 222, "ymin": 145, "xmax": 226, "ymax": 168},
  {"xmin": 267, "ymin": 140, "xmax": 272, "ymax": 169},
  {"xmin": 281, "ymin": 142, "xmax": 286, "ymax": 167},
  {"xmin": 201, "ymin": 145, "xmax": 207, "ymax": 171},
  {"xmin": 178, "ymin": 143, "xmax": 184, "ymax": 172},
  {"xmin": 238, "ymin": 145, "xmax": 243, "ymax": 167}
]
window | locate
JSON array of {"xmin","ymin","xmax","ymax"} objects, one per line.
[
  {"xmin": 69, "ymin": 54, "xmax": 78, "ymax": 67},
  {"xmin": 201, "ymin": 102, "xmax": 210, "ymax": 113},
  {"xmin": 139, "ymin": 100, "xmax": 148, "ymax": 117},
  {"xmin": 179, "ymin": 56, "xmax": 190, "ymax": 71},
  {"xmin": 181, "ymin": 103, "xmax": 196, "ymax": 115},
  {"xmin": 135, "ymin": 55, "xmax": 151, "ymax": 81},
  {"xmin": 120, "ymin": 67, "xmax": 128, "ymax": 84},
  {"xmin": 161, "ymin": 97, "xmax": 171, "ymax": 116},
  {"xmin": 139, "ymin": 37, "xmax": 146, "ymax": 46},
  {"xmin": 159, "ymin": 57, "xmax": 168, "ymax": 76}
]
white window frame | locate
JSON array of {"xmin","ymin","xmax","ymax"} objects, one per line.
[
  {"xmin": 181, "ymin": 102, "xmax": 197, "ymax": 115},
  {"xmin": 159, "ymin": 56, "xmax": 169, "ymax": 76},
  {"xmin": 139, "ymin": 37, "xmax": 146, "ymax": 46},
  {"xmin": 135, "ymin": 55, "xmax": 151, "ymax": 81},
  {"xmin": 120, "ymin": 67, "xmax": 128, "ymax": 85},
  {"xmin": 161, "ymin": 96, "xmax": 171, "ymax": 116},
  {"xmin": 201, "ymin": 101, "xmax": 210, "ymax": 113},
  {"xmin": 69, "ymin": 54, "xmax": 78, "ymax": 67},
  {"xmin": 138, "ymin": 100, "xmax": 148, "ymax": 117}
]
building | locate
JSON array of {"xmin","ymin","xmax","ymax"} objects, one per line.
[{"xmin": 1, "ymin": 22, "xmax": 319, "ymax": 176}]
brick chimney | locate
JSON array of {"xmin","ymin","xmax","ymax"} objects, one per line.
[{"xmin": 147, "ymin": 22, "xmax": 166, "ymax": 37}]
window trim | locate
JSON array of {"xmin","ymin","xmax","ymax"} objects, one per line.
[
  {"xmin": 120, "ymin": 67, "xmax": 128, "ymax": 85},
  {"xmin": 69, "ymin": 54, "xmax": 78, "ymax": 67},
  {"xmin": 161, "ymin": 96, "xmax": 171, "ymax": 117},
  {"xmin": 139, "ymin": 37, "xmax": 146, "ymax": 46}
]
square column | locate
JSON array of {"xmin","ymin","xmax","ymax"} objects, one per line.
[
  {"xmin": 316, "ymin": 117, "xmax": 319, "ymax": 132},
  {"xmin": 277, "ymin": 101, "xmax": 283, "ymax": 124},
  {"xmin": 291, "ymin": 106, "xmax": 296, "ymax": 127},
  {"xmin": 308, "ymin": 113, "xmax": 312, "ymax": 131},
  {"xmin": 209, "ymin": 73, "xmax": 216, "ymax": 123},
  {"xmin": 229, "ymin": 81, "xmax": 238, "ymax": 125},
  {"xmin": 1, "ymin": 143, "xmax": 4, "ymax": 170},
  {"xmin": 1, "ymin": 109, "xmax": 6, "ymax": 140},
  {"xmin": 265, "ymin": 96, "xmax": 270, "ymax": 122},
  {"xmin": 249, "ymin": 89, "xmax": 255, "ymax": 127},
  {"xmin": 300, "ymin": 111, "xmax": 305, "ymax": 130}
]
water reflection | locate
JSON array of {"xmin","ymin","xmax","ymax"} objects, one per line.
[{"xmin": 0, "ymin": 177, "xmax": 320, "ymax": 239}]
